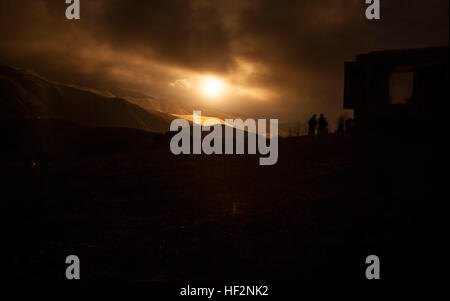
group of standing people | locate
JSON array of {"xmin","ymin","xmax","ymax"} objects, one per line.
[
  {"xmin": 308, "ymin": 114, "xmax": 329, "ymax": 136},
  {"xmin": 308, "ymin": 114, "xmax": 354, "ymax": 136}
]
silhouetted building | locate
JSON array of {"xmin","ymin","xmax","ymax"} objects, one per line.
[
  {"xmin": 337, "ymin": 118, "xmax": 345, "ymax": 134},
  {"xmin": 344, "ymin": 47, "xmax": 449, "ymax": 136}
]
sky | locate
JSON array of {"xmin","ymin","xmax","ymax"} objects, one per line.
[{"xmin": 0, "ymin": 0, "xmax": 448, "ymax": 127}]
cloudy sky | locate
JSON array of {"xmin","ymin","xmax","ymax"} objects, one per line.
[{"xmin": 0, "ymin": 0, "xmax": 448, "ymax": 125}]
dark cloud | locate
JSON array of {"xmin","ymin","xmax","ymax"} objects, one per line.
[
  {"xmin": 89, "ymin": 0, "xmax": 234, "ymax": 72},
  {"xmin": 0, "ymin": 0, "xmax": 448, "ymax": 124}
]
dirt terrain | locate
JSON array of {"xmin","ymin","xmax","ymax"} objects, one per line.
[{"xmin": 2, "ymin": 121, "xmax": 448, "ymax": 280}]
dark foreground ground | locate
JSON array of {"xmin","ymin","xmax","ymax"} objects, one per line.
[{"xmin": 2, "ymin": 120, "xmax": 448, "ymax": 280}]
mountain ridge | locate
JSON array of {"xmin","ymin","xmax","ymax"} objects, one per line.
[{"xmin": 0, "ymin": 64, "xmax": 174, "ymax": 133}]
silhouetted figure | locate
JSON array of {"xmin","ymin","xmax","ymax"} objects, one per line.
[
  {"xmin": 345, "ymin": 118, "xmax": 354, "ymax": 134},
  {"xmin": 308, "ymin": 114, "xmax": 317, "ymax": 136},
  {"xmin": 337, "ymin": 119, "xmax": 345, "ymax": 134},
  {"xmin": 296, "ymin": 127, "xmax": 300, "ymax": 137},
  {"xmin": 318, "ymin": 114, "xmax": 328, "ymax": 135}
]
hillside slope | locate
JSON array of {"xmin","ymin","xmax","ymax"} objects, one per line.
[{"xmin": 0, "ymin": 65, "xmax": 173, "ymax": 133}]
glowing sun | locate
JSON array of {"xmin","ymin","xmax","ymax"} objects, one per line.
[{"xmin": 201, "ymin": 77, "xmax": 224, "ymax": 99}]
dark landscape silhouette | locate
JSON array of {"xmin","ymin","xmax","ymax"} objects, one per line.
[
  {"xmin": 0, "ymin": 0, "xmax": 448, "ymax": 282},
  {"xmin": 1, "ymin": 53, "xmax": 448, "ymax": 279}
]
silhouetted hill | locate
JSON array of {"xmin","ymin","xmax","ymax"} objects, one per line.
[
  {"xmin": 0, "ymin": 119, "xmax": 165, "ymax": 162},
  {"xmin": 0, "ymin": 65, "xmax": 174, "ymax": 133}
]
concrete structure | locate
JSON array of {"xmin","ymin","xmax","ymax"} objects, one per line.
[{"xmin": 344, "ymin": 47, "xmax": 448, "ymax": 135}]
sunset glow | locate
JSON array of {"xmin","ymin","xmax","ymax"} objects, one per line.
[{"xmin": 200, "ymin": 77, "xmax": 224, "ymax": 99}]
